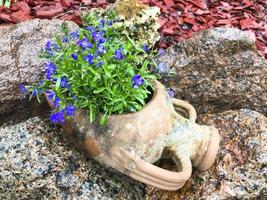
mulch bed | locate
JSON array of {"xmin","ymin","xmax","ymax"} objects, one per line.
[{"xmin": 0, "ymin": 0, "xmax": 266, "ymax": 58}]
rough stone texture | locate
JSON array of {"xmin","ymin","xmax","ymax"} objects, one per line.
[
  {"xmin": 156, "ymin": 28, "xmax": 267, "ymax": 115},
  {"xmin": 145, "ymin": 109, "xmax": 267, "ymax": 199},
  {"xmin": 0, "ymin": 19, "xmax": 79, "ymax": 118},
  {"xmin": 0, "ymin": 117, "xmax": 144, "ymax": 199}
]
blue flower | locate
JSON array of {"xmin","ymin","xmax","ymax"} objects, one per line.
[
  {"xmin": 83, "ymin": 54, "xmax": 94, "ymax": 64},
  {"xmin": 132, "ymin": 75, "xmax": 144, "ymax": 88},
  {"xmin": 45, "ymin": 62, "xmax": 57, "ymax": 80},
  {"xmin": 49, "ymin": 110, "xmax": 65, "ymax": 124},
  {"xmin": 107, "ymin": 21, "xmax": 113, "ymax": 26},
  {"xmin": 53, "ymin": 97, "xmax": 61, "ymax": 108},
  {"xmin": 97, "ymin": 44, "xmax": 106, "ymax": 54},
  {"xmin": 167, "ymin": 88, "xmax": 175, "ymax": 98},
  {"xmin": 69, "ymin": 31, "xmax": 80, "ymax": 40},
  {"xmin": 45, "ymin": 90, "xmax": 55, "ymax": 100},
  {"xmin": 92, "ymin": 31, "xmax": 106, "ymax": 44},
  {"xmin": 60, "ymin": 77, "xmax": 70, "ymax": 89},
  {"xmin": 65, "ymin": 105, "xmax": 76, "ymax": 116},
  {"xmin": 62, "ymin": 37, "xmax": 69, "ymax": 43},
  {"xmin": 157, "ymin": 62, "xmax": 169, "ymax": 74},
  {"xmin": 97, "ymin": 61, "xmax": 103, "ymax": 67},
  {"xmin": 45, "ymin": 41, "xmax": 60, "ymax": 56},
  {"xmin": 158, "ymin": 48, "xmax": 166, "ymax": 56},
  {"xmin": 77, "ymin": 38, "xmax": 92, "ymax": 51},
  {"xmin": 85, "ymin": 26, "xmax": 94, "ymax": 32},
  {"xmin": 114, "ymin": 48, "xmax": 124, "ymax": 60},
  {"xmin": 100, "ymin": 19, "xmax": 106, "ymax": 26},
  {"xmin": 143, "ymin": 44, "xmax": 150, "ymax": 53},
  {"xmin": 71, "ymin": 53, "xmax": 78, "ymax": 60},
  {"xmin": 32, "ymin": 89, "xmax": 38, "ymax": 97},
  {"xmin": 19, "ymin": 84, "xmax": 27, "ymax": 94}
]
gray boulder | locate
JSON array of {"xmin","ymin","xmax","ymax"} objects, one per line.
[
  {"xmin": 0, "ymin": 19, "xmax": 79, "ymax": 119},
  {"xmin": 0, "ymin": 117, "xmax": 144, "ymax": 199},
  {"xmin": 156, "ymin": 28, "xmax": 267, "ymax": 115},
  {"xmin": 145, "ymin": 109, "xmax": 267, "ymax": 199}
]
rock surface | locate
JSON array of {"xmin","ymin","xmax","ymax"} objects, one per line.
[
  {"xmin": 156, "ymin": 28, "xmax": 267, "ymax": 115},
  {"xmin": 145, "ymin": 109, "xmax": 267, "ymax": 199},
  {"xmin": 0, "ymin": 19, "xmax": 79, "ymax": 118},
  {"xmin": 0, "ymin": 117, "xmax": 144, "ymax": 199}
]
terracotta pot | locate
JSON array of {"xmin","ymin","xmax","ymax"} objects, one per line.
[{"xmin": 46, "ymin": 81, "xmax": 220, "ymax": 190}]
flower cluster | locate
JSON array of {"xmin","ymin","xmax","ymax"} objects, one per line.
[{"xmin": 20, "ymin": 15, "xmax": 156, "ymax": 125}]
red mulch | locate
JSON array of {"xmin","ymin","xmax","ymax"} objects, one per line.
[
  {"xmin": 141, "ymin": 0, "xmax": 267, "ymax": 58},
  {"xmin": 0, "ymin": 0, "xmax": 266, "ymax": 58}
]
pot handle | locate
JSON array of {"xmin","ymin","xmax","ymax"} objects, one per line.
[
  {"xmin": 109, "ymin": 147, "xmax": 192, "ymax": 191},
  {"xmin": 172, "ymin": 98, "xmax": 197, "ymax": 122}
]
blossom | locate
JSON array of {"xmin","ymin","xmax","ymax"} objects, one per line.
[
  {"xmin": 167, "ymin": 88, "xmax": 175, "ymax": 98},
  {"xmin": 45, "ymin": 90, "xmax": 55, "ymax": 100},
  {"xmin": 71, "ymin": 53, "xmax": 78, "ymax": 60},
  {"xmin": 49, "ymin": 110, "xmax": 65, "ymax": 124},
  {"xmin": 143, "ymin": 44, "xmax": 150, "ymax": 53},
  {"xmin": 97, "ymin": 61, "xmax": 103, "ymax": 67},
  {"xmin": 45, "ymin": 62, "xmax": 57, "ymax": 79},
  {"xmin": 114, "ymin": 48, "xmax": 124, "ymax": 60},
  {"xmin": 78, "ymin": 38, "xmax": 92, "ymax": 51},
  {"xmin": 53, "ymin": 97, "xmax": 61, "ymax": 108},
  {"xmin": 97, "ymin": 44, "xmax": 106, "ymax": 54},
  {"xmin": 19, "ymin": 84, "xmax": 27, "ymax": 94},
  {"xmin": 100, "ymin": 19, "xmax": 106, "ymax": 26},
  {"xmin": 65, "ymin": 105, "xmax": 76, "ymax": 116},
  {"xmin": 85, "ymin": 26, "xmax": 94, "ymax": 32},
  {"xmin": 157, "ymin": 62, "xmax": 169, "ymax": 74},
  {"xmin": 132, "ymin": 75, "xmax": 144, "ymax": 88},
  {"xmin": 92, "ymin": 31, "xmax": 106, "ymax": 44},
  {"xmin": 83, "ymin": 54, "xmax": 94, "ymax": 64},
  {"xmin": 32, "ymin": 89, "xmax": 38, "ymax": 97},
  {"xmin": 69, "ymin": 31, "xmax": 80, "ymax": 40},
  {"xmin": 60, "ymin": 77, "xmax": 70, "ymax": 89}
]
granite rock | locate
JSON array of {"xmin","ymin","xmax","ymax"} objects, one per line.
[
  {"xmin": 156, "ymin": 28, "xmax": 267, "ymax": 115},
  {"xmin": 0, "ymin": 117, "xmax": 144, "ymax": 199},
  {"xmin": 145, "ymin": 109, "xmax": 267, "ymax": 199},
  {"xmin": 0, "ymin": 19, "xmax": 79, "ymax": 119}
]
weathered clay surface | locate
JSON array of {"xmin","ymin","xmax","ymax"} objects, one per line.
[
  {"xmin": 0, "ymin": 117, "xmax": 144, "ymax": 199},
  {"xmin": 145, "ymin": 109, "xmax": 267, "ymax": 199},
  {"xmin": 0, "ymin": 19, "xmax": 79, "ymax": 118},
  {"xmin": 156, "ymin": 28, "xmax": 267, "ymax": 115}
]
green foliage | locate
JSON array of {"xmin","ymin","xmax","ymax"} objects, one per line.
[{"xmin": 23, "ymin": 13, "xmax": 156, "ymax": 125}]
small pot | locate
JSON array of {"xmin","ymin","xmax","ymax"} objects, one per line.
[{"xmin": 46, "ymin": 81, "xmax": 220, "ymax": 190}]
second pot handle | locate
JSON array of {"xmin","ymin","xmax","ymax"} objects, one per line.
[
  {"xmin": 171, "ymin": 98, "xmax": 197, "ymax": 122},
  {"xmin": 109, "ymin": 147, "xmax": 192, "ymax": 191}
]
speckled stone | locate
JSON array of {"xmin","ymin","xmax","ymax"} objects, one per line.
[
  {"xmin": 0, "ymin": 19, "xmax": 79, "ymax": 119},
  {"xmin": 145, "ymin": 109, "xmax": 267, "ymax": 199},
  {"xmin": 0, "ymin": 117, "xmax": 144, "ymax": 199},
  {"xmin": 156, "ymin": 28, "xmax": 267, "ymax": 115}
]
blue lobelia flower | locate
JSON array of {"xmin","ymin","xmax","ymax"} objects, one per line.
[
  {"xmin": 45, "ymin": 62, "xmax": 57, "ymax": 80},
  {"xmin": 83, "ymin": 54, "xmax": 94, "ymax": 64},
  {"xmin": 45, "ymin": 90, "xmax": 55, "ymax": 100},
  {"xmin": 167, "ymin": 88, "xmax": 175, "ymax": 98},
  {"xmin": 143, "ymin": 44, "xmax": 150, "ymax": 53},
  {"xmin": 97, "ymin": 61, "xmax": 103, "ymax": 67},
  {"xmin": 62, "ymin": 37, "xmax": 69, "ymax": 43},
  {"xmin": 100, "ymin": 19, "xmax": 106, "ymax": 27},
  {"xmin": 45, "ymin": 41, "xmax": 60, "ymax": 56},
  {"xmin": 157, "ymin": 62, "xmax": 169, "ymax": 74},
  {"xmin": 97, "ymin": 43, "xmax": 106, "ymax": 54},
  {"xmin": 65, "ymin": 105, "xmax": 76, "ymax": 117},
  {"xmin": 50, "ymin": 110, "xmax": 65, "ymax": 124},
  {"xmin": 32, "ymin": 89, "xmax": 38, "ymax": 97},
  {"xmin": 53, "ymin": 97, "xmax": 61, "ymax": 108},
  {"xmin": 114, "ymin": 48, "xmax": 124, "ymax": 60},
  {"xmin": 132, "ymin": 75, "xmax": 145, "ymax": 88},
  {"xmin": 19, "ymin": 84, "xmax": 27, "ymax": 94},
  {"xmin": 85, "ymin": 26, "xmax": 94, "ymax": 32},
  {"xmin": 77, "ymin": 38, "xmax": 92, "ymax": 51},
  {"xmin": 92, "ymin": 31, "xmax": 106, "ymax": 44},
  {"xmin": 60, "ymin": 77, "xmax": 70, "ymax": 89},
  {"xmin": 69, "ymin": 31, "xmax": 80, "ymax": 40},
  {"xmin": 71, "ymin": 53, "xmax": 78, "ymax": 60}
]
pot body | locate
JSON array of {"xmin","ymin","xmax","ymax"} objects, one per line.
[{"xmin": 47, "ymin": 81, "xmax": 220, "ymax": 190}]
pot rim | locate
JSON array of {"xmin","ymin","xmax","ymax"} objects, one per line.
[{"xmin": 105, "ymin": 80, "xmax": 165, "ymax": 118}]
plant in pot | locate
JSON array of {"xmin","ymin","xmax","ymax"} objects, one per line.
[{"xmin": 19, "ymin": 12, "xmax": 220, "ymax": 191}]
